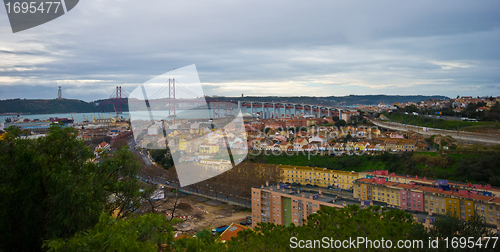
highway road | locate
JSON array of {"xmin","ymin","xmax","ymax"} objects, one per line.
[
  {"xmin": 127, "ymin": 137, "xmax": 252, "ymax": 207},
  {"xmin": 127, "ymin": 137, "xmax": 153, "ymax": 166},
  {"xmin": 371, "ymin": 119, "xmax": 500, "ymax": 145}
]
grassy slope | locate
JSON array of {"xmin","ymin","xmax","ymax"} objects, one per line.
[{"xmin": 382, "ymin": 112, "xmax": 500, "ymax": 132}]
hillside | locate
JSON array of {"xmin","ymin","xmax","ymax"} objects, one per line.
[
  {"xmin": 0, "ymin": 98, "xmax": 127, "ymax": 114},
  {"xmin": 0, "ymin": 95, "xmax": 448, "ymax": 114}
]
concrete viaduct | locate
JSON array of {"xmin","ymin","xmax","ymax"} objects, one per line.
[{"xmin": 235, "ymin": 101, "xmax": 344, "ymax": 119}]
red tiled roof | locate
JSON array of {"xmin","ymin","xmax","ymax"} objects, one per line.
[
  {"xmin": 219, "ymin": 223, "xmax": 249, "ymax": 242},
  {"xmin": 393, "ymin": 184, "xmax": 413, "ymax": 189},
  {"xmin": 384, "ymin": 181, "xmax": 398, "ymax": 186},
  {"xmin": 418, "ymin": 186, "xmax": 454, "ymax": 195},
  {"xmin": 469, "ymin": 194, "xmax": 494, "ymax": 201},
  {"xmin": 174, "ymin": 233, "xmax": 191, "ymax": 240},
  {"xmin": 357, "ymin": 178, "xmax": 373, "ymax": 183}
]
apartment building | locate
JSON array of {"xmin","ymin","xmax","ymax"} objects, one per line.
[
  {"xmin": 279, "ymin": 165, "xmax": 359, "ymax": 189},
  {"xmin": 360, "ymin": 170, "xmax": 500, "ymax": 198},
  {"xmin": 253, "ymin": 183, "xmax": 444, "ymax": 231},
  {"xmin": 251, "ymin": 183, "xmax": 343, "ymax": 228},
  {"xmin": 354, "ymin": 178, "xmax": 423, "ymax": 210},
  {"xmin": 422, "ymin": 187, "xmax": 452, "ymax": 215},
  {"xmin": 475, "ymin": 197, "xmax": 500, "ymax": 226},
  {"xmin": 354, "ymin": 177, "xmax": 498, "ymax": 223},
  {"xmin": 198, "ymin": 143, "xmax": 220, "ymax": 154},
  {"xmin": 399, "ymin": 185, "xmax": 424, "ymax": 212}
]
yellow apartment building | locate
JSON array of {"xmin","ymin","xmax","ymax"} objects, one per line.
[
  {"xmin": 475, "ymin": 197, "xmax": 500, "ymax": 226},
  {"xmin": 422, "ymin": 187, "xmax": 452, "ymax": 215},
  {"xmin": 355, "ymin": 176, "xmax": 498, "ymax": 224},
  {"xmin": 199, "ymin": 143, "xmax": 220, "ymax": 154},
  {"xmin": 353, "ymin": 178, "xmax": 401, "ymax": 208},
  {"xmin": 280, "ymin": 165, "xmax": 358, "ymax": 189}
]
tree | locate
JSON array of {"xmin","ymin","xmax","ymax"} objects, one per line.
[
  {"xmin": 172, "ymin": 230, "xmax": 226, "ymax": 252},
  {"xmin": 335, "ymin": 119, "xmax": 347, "ymax": 127},
  {"xmin": 427, "ymin": 211, "xmax": 496, "ymax": 252},
  {"xmin": 227, "ymin": 205, "xmax": 424, "ymax": 251},
  {"xmin": 0, "ymin": 125, "xmax": 155, "ymax": 251},
  {"xmin": 111, "ymin": 138, "xmax": 128, "ymax": 150},
  {"xmin": 45, "ymin": 213, "xmax": 177, "ymax": 252}
]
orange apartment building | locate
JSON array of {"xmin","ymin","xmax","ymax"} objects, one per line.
[{"xmin": 251, "ymin": 183, "xmax": 357, "ymax": 228}]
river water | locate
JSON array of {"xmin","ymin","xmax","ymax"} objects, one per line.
[{"xmin": 0, "ymin": 105, "xmax": 330, "ymax": 124}]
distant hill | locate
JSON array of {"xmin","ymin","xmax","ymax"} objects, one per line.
[
  {"xmin": 0, "ymin": 95, "xmax": 448, "ymax": 114},
  {"xmin": 0, "ymin": 98, "xmax": 127, "ymax": 114},
  {"xmin": 217, "ymin": 95, "xmax": 449, "ymax": 106}
]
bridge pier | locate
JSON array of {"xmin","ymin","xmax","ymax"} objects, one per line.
[{"xmin": 273, "ymin": 103, "xmax": 276, "ymax": 119}]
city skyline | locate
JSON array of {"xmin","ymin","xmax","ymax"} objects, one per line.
[{"xmin": 0, "ymin": 0, "xmax": 499, "ymax": 101}]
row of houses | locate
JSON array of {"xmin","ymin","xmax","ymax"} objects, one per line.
[
  {"xmin": 245, "ymin": 117, "xmax": 326, "ymax": 132},
  {"xmin": 353, "ymin": 173, "xmax": 500, "ymax": 226},
  {"xmin": 251, "ymin": 137, "xmax": 426, "ymax": 153},
  {"xmin": 276, "ymin": 165, "xmax": 500, "ymax": 227}
]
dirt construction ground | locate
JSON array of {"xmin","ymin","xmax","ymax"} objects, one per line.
[{"xmin": 150, "ymin": 194, "xmax": 251, "ymax": 236}]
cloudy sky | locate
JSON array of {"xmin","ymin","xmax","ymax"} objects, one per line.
[{"xmin": 0, "ymin": 0, "xmax": 499, "ymax": 101}]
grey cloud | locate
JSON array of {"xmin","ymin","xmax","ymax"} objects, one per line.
[{"xmin": 0, "ymin": 0, "xmax": 499, "ymax": 101}]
